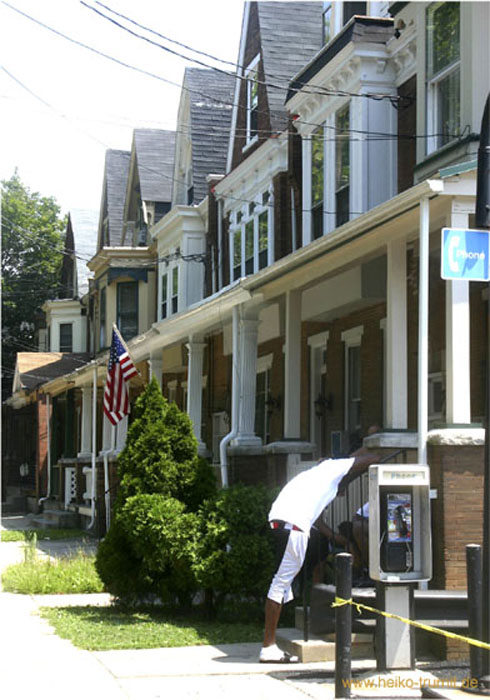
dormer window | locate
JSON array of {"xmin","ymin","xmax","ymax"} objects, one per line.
[
  {"xmin": 426, "ymin": 2, "xmax": 460, "ymax": 153},
  {"xmin": 245, "ymin": 56, "xmax": 260, "ymax": 145}
]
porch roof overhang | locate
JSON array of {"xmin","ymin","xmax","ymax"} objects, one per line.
[{"xmin": 35, "ymin": 166, "xmax": 476, "ymax": 397}]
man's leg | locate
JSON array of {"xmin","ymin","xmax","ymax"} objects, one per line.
[{"xmin": 263, "ymin": 597, "xmax": 282, "ymax": 647}]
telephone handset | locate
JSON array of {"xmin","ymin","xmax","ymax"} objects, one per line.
[{"xmin": 379, "ymin": 487, "xmax": 413, "ymax": 573}]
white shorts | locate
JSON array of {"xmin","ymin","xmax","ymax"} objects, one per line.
[{"xmin": 267, "ymin": 528, "xmax": 309, "ymax": 604}]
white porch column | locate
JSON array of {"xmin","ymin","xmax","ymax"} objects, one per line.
[
  {"xmin": 148, "ymin": 350, "xmax": 163, "ymax": 389},
  {"xmin": 233, "ymin": 313, "xmax": 262, "ymax": 446},
  {"xmin": 78, "ymin": 385, "xmax": 93, "ymax": 458},
  {"xmin": 445, "ymin": 202, "xmax": 471, "ymax": 424},
  {"xmin": 386, "ymin": 239, "xmax": 408, "ymax": 428},
  {"xmin": 186, "ymin": 339, "xmax": 206, "ymax": 451},
  {"xmin": 284, "ymin": 289, "xmax": 302, "ymax": 439},
  {"xmin": 115, "ymin": 415, "xmax": 128, "ymax": 452}
]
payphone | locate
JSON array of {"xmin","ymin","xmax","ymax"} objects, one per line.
[
  {"xmin": 369, "ymin": 464, "xmax": 431, "ymax": 582},
  {"xmin": 368, "ymin": 464, "xmax": 432, "ymax": 669}
]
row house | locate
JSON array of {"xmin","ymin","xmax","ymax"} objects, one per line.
[{"xmin": 7, "ymin": 2, "xmax": 490, "ymax": 592}]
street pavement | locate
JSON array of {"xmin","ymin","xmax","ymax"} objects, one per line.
[{"xmin": 0, "ymin": 514, "xmax": 481, "ymax": 699}]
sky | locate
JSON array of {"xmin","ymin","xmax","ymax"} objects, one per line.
[{"xmin": 0, "ymin": 0, "xmax": 245, "ymax": 216}]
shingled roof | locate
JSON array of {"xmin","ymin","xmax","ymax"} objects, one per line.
[
  {"xmin": 184, "ymin": 69, "xmax": 235, "ymax": 202},
  {"xmin": 256, "ymin": 2, "xmax": 323, "ymax": 133},
  {"xmin": 13, "ymin": 352, "xmax": 90, "ymax": 393},
  {"xmin": 134, "ymin": 129, "xmax": 176, "ymax": 203},
  {"xmin": 102, "ymin": 149, "xmax": 130, "ymax": 248}
]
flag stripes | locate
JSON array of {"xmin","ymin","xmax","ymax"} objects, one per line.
[{"xmin": 103, "ymin": 328, "xmax": 138, "ymax": 426}]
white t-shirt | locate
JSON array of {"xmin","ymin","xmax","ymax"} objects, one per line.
[{"xmin": 268, "ymin": 458, "xmax": 355, "ymax": 535}]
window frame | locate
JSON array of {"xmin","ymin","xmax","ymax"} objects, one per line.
[
  {"xmin": 59, "ymin": 322, "xmax": 73, "ymax": 352},
  {"xmin": 117, "ymin": 280, "xmax": 139, "ymax": 341},
  {"xmin": 311, "ymin": 126, "xmax": 325, "ymax": 240},
  {"xmin": 335, "ymin": 102, "xmax": 350, "ymax": 227},
  {"xmin": 245, "ymin": 55, "xmax": 260, "ymax": 147},
  {"xmin": 341, "ymin": 325, "xmax": 364, "ymax": 446},
  {"xmin": 161, "ymin": 271, "xmax": 168, "ymax": 320},
  {"xmin": 229, "ymin": 188, "xmax": 273, "ymax": 279},
  {"xmin": 426, "ymin": 1, "xmax": 461, "ymax": 154}
]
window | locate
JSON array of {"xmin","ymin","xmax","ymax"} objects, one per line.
[
  {"xmin": 59, "ymin": 323, "xmax": 73, "ymax": 352},
  {"xmin": 171, "ymin": 267, "xmax": 179, "ymax": 314},
  {"xmin": 428, "ymin": 372, "xmax": 445, "ymax": 422},
  {"xmin": 342, "ymin": 325, "xmax": 363, "ymax": 451},
  {"xmin": 161, "ymin": 272, "xmax": 168, "ymax": 320},
  {"xmin": 426, "ymin": 2, "xmax": 460, "ymax": 151},
  {"xmin": 335, "ymin": 104, "xmax": 350, "ymax": 227},
  {"xmin": 255, "ymin": 354, "xmax": 273, "ymax": 444},
  {"xmin": 117, "ymin": 281, "xmax": 138, "ymax": 341},
  {"xmin": 311, "ymin": 127, "xmax": 324, "ymax": 239},
  {"xmin": 245, "ymin": 57, "xmax": 259, "ymax": 144},
  {"xmin": 343, "ymin": 1, "xmax": 366, "ymax": 24},
  {"xmin": 323, "ymin": 2, "xmax": 332, "ymax": 44},
  {"xmin": 233, "ymin": 226, "xmax": 242, "ymax": 281},
  {"xmin": 99, "ymin": 286, "xmax": 106, "ymax": 349},
  {"xmin": 230, "ymin": 190, "xmax": 272, "ymax": 278}
]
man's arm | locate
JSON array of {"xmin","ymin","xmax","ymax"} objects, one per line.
[{"xmin": 338, "ymin": 453, "xmax": 381, "ymax": 490}]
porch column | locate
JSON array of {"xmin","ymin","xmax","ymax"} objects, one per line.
[
  {"xmin": 386, "ymin": 239, "xmax": 408, "ymax": 428},
  {"xmin": 115, "ymin": 416, "xmax": 128, "ymax": 452},
  {"xmin": 78, "ymin": 385, "xmax": 92, "ymax": 458},
  {"xmin": 186, "ymin": 339, "xmax": 206, "ymax": 451},
  {"xmin": 284, "ymin": 289, "xmax": 302, "ymax": 439},
  {"xmin": 233, "ymin": 312, "xmax": 262, "ymax": 446},
  {"xmin": 445, "ymin": 202, "xmax": 471, "ymax": 424},
  {"xmin": 148, "ymin": 350, "xmax": 163, "ymax": 389}
]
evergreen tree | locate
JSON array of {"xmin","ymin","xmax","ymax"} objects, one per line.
[{"xmin": 96, "ymin": 377, "xmax": 216, "ymax": 603}]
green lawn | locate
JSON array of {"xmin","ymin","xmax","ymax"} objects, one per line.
[
  {"xmin": 2, "ymin": 552, "xmax": 104, "ymax": 594},
  {"xmin": 1, "ymin": 528, "xmax": 91, "ymax": 542},
  {"xmin": 40, "ymin": 605, "xmax": 264, "ymax": 650}
]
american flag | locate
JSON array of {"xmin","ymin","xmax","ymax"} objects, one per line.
[{"xmin": 103, "ymin": 327, "xmax": 138, "ymax": 425}]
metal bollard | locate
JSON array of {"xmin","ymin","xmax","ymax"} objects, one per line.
[
  {"xmin": 335, "ymin": 552, "xmax": 353, "ymax": 698},
  {"xmin": 466, "ymin": 544, "xmax": 483, "ymax": 684}
]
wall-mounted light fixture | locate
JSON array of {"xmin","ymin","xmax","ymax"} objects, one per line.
[
  {"xmin": 265, "ymin": 396, "xmax": 282, "ymax": 415},
  {"xmin": 314, "ymin": 392, "xmax": 333, "ymax": 417}
]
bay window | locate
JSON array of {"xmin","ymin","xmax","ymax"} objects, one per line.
[
  {"xmin": 335, "ymin": 103, "xmax": 350, "ymax": 227},
  {"xmin": 230, "ymin": 189, "xmax": 272, "ymax": 278},
  {"xmin": 311, "ymin": 126, "xmax": 324, "ymax": 240},
  {"xmin": 117, "ymin": 281, "xmax": 138, "ymax": 341}
]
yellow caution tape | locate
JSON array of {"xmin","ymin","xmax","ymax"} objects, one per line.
[{"xmin": 332, "ymin": 596, "xmax": 490, "ymax": 651}]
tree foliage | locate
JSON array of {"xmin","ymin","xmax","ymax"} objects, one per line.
[
  {"xmin": 96, "ymin": 378, "xmax": 217, "ymax": 604},
  {"xmin": 1, "ymin": 171, "xmax": 65, "ymax": 395}
]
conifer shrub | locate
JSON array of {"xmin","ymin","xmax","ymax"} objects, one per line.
[
  {"xmin": 193, "ymin": 484, "xmax": 277, "ymax": 609},
  {"xmin": 96, "ymin": 377, "xmax": 216, "ymax": 604}
]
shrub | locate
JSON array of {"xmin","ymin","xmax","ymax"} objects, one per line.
[
  {"xmin": 193, "ymin": 484, "xmax": 276, "ymax": 606},
  {"xmin": 96, "ymin": 378, "xmax": 216, "ymax": 603}
]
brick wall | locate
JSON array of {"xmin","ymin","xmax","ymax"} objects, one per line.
[{"xmin": 428, "ymin": 444, "xmax": 484, "ymax": 590}]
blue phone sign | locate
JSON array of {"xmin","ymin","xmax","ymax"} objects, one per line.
[{"xmin": 441, "ymin": 228, "xmax": 490, "ymax": 282}]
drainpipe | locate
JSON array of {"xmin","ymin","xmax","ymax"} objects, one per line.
[
  {"xmin": 38, "ymin": 393, "xmax": 51, "ymax": 506},
  {"xmin": 418, "ymin": 195, "xmax": 430, "ymax": 466},
  {"xmin": 88, "ymin": 365, "xmax": 97, "ymax": 530},
  {"xmin": 219, "ymin": 305, "xmax": 240, "ymax": 488}
]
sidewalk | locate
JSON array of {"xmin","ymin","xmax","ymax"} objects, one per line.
[{"xmin": 0, "ymin": 515, "xmax": 482, "ymax": 699}]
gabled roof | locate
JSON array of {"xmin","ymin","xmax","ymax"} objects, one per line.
[
  {"xmin": 69, "ymin": 209, "xmax": 98, "ymax": 296},
  {"xmin": 185, "ymin": 69, "xmax": 235, "ymax": 202},
  {"xmin": 13, "ymin": 352, "xmax": 90, "ymax": 393},
  {"xmin": 133, "ymin": 129, "xmax": 176, "ymax": 203},
  {"xmin": 99, "ymin": 149, "xmax": 131, "ymax": 249},
  {"xmin": 256, "ymin": 2, "xmax": 324, "ymax": 134}
]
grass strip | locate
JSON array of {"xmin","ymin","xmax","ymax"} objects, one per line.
[
  {"xmin": 40, "ymin": 605, "xmax": 263, "ymax": 650},
  {"xmin": 1, "ymin": 552, "xmax": 104, "ymax": 594},
  {"xmin": 1, "ymin": 528, "xmax": 91, "ymax": 542}
]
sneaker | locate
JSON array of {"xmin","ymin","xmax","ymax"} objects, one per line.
[{"xmin": 259, "ymin": 644, "xmax": 300, "ymax": 664}]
